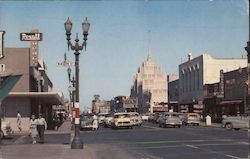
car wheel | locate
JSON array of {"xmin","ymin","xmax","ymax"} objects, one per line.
[
  {"xmin": 178, "ymin": 125, "xmax": 181, "ymax": 128},
  {"xmin": 159, "ymin": 123, "xmax": 162, "ymax": 127},
  {"xmin": 225, "ymin": 123, "xmax": 233, "ymax": 130}
]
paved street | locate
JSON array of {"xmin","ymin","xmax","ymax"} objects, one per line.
[{"xmin": 0, "ymin": 121, "xmax": 248, "ymax": 159}]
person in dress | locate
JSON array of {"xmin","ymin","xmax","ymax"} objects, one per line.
[
  {"xmin": 17, "ymin": 111, "xmax": 22, "ymax": 132},
  {"xmin": 37, "ymin": 114, "xmax": 47, "ymax": 144},
  {"xmin": 92, "ymin": 115, "xmax": 98, "ymax": 130},
  {"xmin": 30, "ymin": 115, "xmax": 38, "ymax": 144}
]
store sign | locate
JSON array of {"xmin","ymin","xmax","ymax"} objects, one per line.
[
  {"xmin": 0, "ymin": 31, "xmax": 5, "ymax": 59},
  {"xmin": 20, "ymin": 32, "xmax": 42, "ymax": 41}
]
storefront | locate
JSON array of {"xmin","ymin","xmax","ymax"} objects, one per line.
[{"xmin": 2, "ymin": 92, "xmax": 64, "ymax": 130}]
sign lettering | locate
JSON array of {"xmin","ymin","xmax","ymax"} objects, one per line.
[{"xmin": 20, "ymin": 32, "xmax": 42, "ymax": 41}]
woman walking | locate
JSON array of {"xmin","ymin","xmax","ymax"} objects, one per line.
[
  {"xmin": 30, "ymin": 115, "xmax": 38, "ymax": 144},
  {"xmin": 17, "ymin": 111, "xmax": 22, "ymax": 132}
]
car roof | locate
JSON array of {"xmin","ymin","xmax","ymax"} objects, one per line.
[
  {"xmin": 129, "ymin": 112, "xmax": 139, "ymax": 115},
  {"xmin": 114, "ymin": 112, "xmax": 130, "ymax": 115}
]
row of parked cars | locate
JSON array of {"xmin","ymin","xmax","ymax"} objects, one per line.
[
  {"xmin": 148, "ymin": 112, "xmax": 201, "ymax": 128},
  {"xmin": 80, "ymin": 112, "xmax": 143, "ymax": 130}
]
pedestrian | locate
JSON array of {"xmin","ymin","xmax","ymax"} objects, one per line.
[
  {"xmin": 17, "ymin": 111, "xmax": 22, "ymax": 132},
  {"xmin": 92, "ymin": 115, "xmax": 98, "ymax": 130},
  {"xmin": 30, "ymin": 115, "xmax": 38, "ymax": 144},
  {"xmin": 37, "ymin": 114, "xmax": 47, "ymax": 144}
]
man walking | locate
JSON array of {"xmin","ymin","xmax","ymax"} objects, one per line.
[{"xmin": 37, "ymin": 114, "xmax": 47, "ymax": 144}]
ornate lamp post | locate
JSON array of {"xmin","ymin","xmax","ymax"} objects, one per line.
[
  {"xmin": 244, "ymin": 1, "xmax": 250, "ymax": 158},
  {"xmin": 64, "ymin": 17, "xmax": 90, "ymax": 149}
]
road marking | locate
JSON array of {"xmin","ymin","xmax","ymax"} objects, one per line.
[
  {"xmin": 185, "ymin": 144, "xmax": 199, "ymax": 149},
  {"xmin": 141, "ymin": 125, "xmax": 162, "ymax": 130},
  {"xmin": 120, "ymin": 139, "xmax": 235, "ymax": 145},
  {"xmin": 184, "ymin": 144, "xmax": 244, "ymax": 159}
]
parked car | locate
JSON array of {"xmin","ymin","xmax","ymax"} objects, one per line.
[
  {"xmin": 0, "ymin": 119, "xmax": 13, "ymax": 139},
  {"xmin": 111, "ymin": 112, "xmax": 133, "ymax": 129},
  {"xmin": 141, "ymin": 113, "xmax": 150, "ymax": 121},
  {"xmin": 129, "ymin": 112, "xmax": 142, "ymax": 126},
  {"xmin": 80, "ymin": 113, "xmax": 97, "ymax": 130},
  {"xmin": 176, "ymin": 113, "xmax": 185, "ymax": 124},
  {"xmin": 152, "ymin": 112, "xmax": 161, "ymax": 124},
  {"xmin": 148, "ymin": 113, "xmax": 155, "ymax": 122},
  {"xmin": 158, "ymin": 112, "xmax": 182, "ymax": 128},
  {"xmin": 98, "ymin": 113, "xmax": 109, "ymax": 124},
  {"xmin": 222, "ymin": 115, "xmax": 249, "ymax": 130},
  {"xmin": 183, "ymin": 113, "xmax": 201, "ymax": 126},
  {"xmin": 104, "ymin": 113, "xmax": 114, "ymax": 128}
]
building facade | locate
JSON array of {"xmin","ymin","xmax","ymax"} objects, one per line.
[
  {"xmin": 111, "ymin": 96, "xmax": 137, "ymax": 112},
  {"xmin": 0, "ymin": 30, "xmax": 64, "ymax": 131},
  {"xmin": 168, "ymin": 79, "xmax": 179, "ymax": 112},
  {"xmin": 130, "ymin": 55, "xmax": 167, "ymax": 113},
  {"xmin": 92, "ymin": 95, "xmax": 110, "ymax": 114},
  {"xmin": 179, "ymin": 53, "xmax": 247, "ymax": 114}
]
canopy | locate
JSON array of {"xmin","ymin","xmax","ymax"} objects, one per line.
[{"xmin": 0, "ymin": 75, "xmax": 21, "ymax": 102}]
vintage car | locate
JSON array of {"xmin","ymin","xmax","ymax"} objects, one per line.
[
  {"xmin": 0, "ymin": 119, "xmax": 13, "ymax": 139},
  {"xmin": 152, "ymin": 112, "xmax": 161, "ymax": 124},
  {"xmin": 80, "ymin": 113, "xmax": 97, "ymax": 130},
  {"xmin": 183, "ymin": 113, "xmax": 201, "ymax": 126},
  {"xmin": 104, "ymin": 113, "xmax": 114, "ymax": 128},
  {"xmin": 148, "ymin": 113, "xmax": 155, "ymax": 122},
  {"xmin": 222, "ymin": 115, "xmax": 249, "ymax": 130},
  {"xmin": 158, "ymin": 112, "xmax": 182, "ymax": 128},
  {"xmin": 129, "ymin": 112, "xmax": 142, "ymax": 126},
  {"xmin": 98, "ymin": 113, "xmax": 109, "ymax": 124},
  {"xmin": 111, "ymin": 112, "xmax": 133, "ymax": 129}
]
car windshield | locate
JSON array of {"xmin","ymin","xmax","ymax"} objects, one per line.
[
  {"xmin": 106, "ymin": 114, "xmax": 114, "ymax": 117},
  {"xmin": 81, "ymin": 115, "xmax": 93, "ymax": 120},
  {"xmin": 189, "ymin": 115, "xmax": 198, "ymax": 117},
  {"xmin": 114, "ymin": 114, "xmax": 130, "ymax": 118}
]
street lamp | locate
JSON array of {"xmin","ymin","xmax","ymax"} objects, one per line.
[
  {"xmin": 244, "ymin": 1, "xmax": 250, "ymax": 158},
  {"xmin": 64, "ymin": 17, "xmax": 90, "ymax": 149}
]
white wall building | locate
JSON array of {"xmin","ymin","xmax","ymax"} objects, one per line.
[
  {"xmin": 131, "ymin": 55, "xmax": 167, "ymax": 113},
  {"xmin": 179, "ymin": 53, "xmax": 247, "ymax": 113}
]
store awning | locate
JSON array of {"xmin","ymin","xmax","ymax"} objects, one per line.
[
  {"xmin": 7, "ymin": 92, "xmax": 64, "ymax": 105},
  {"xmin": 219, "ymin": 100, "xmax": 243, "ymax": 105},
  {"xmin": 0, "ymin": 75, "xmax": 22, "ymax": 102}
]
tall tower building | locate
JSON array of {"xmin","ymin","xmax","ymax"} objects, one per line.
[{"xmin": 131, "ymin": 55, "xmax": 167, "ymax": 113}]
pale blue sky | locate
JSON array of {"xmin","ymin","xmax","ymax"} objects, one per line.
[{"xmin": 0, "ymin": 0, "xmax": 248, "ymax": 108}]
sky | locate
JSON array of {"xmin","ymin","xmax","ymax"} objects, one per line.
[{"xmin": 0, "ymin": 0, "xmax": 248, "ymax": 109}]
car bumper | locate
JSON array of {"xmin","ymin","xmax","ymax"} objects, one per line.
[{"xmin": 114, "ymin": 122, "xmax": 132, "ymax": 127}]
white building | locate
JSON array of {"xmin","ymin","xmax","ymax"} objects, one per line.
[
  {"xmin": 131, "ymin": 55, "xmax": 167, "ymax": 113},
  {"xmin": 179, "ymin": 53, "xmax": 247, "ymax": 113}
]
